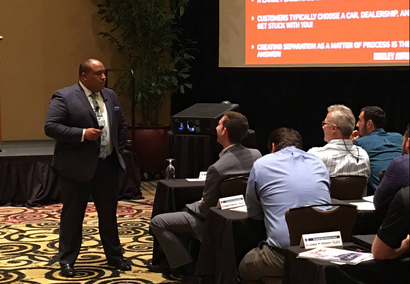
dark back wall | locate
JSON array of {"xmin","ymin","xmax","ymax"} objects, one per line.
[{"xmin": 173, "ymin": 0, "xmax": 409, "ymax": 154}]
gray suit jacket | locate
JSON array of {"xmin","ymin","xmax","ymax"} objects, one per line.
[
  {"xmin": 186, "ymin": 144, "xmax": 262, "ymax": 219},
  {"xmin": 44, "ymin": 83, "xmax": 127, "ymax": 182}
]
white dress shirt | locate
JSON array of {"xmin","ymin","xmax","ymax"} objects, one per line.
[
  {"xmin": 308, "ymin": 139, "xmax": 370, "ymax": 178},
  {"xmin": 79, "ymin": 81, "xmax": 113, "ymax": 155}
]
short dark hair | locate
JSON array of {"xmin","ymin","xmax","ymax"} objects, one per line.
[
  {"xmin": 222, "ymin": 111, "xmax": 249, "ymax": 144},
  {"xmin": 267, "ymin": 128, "xmax": 303, "ymax": 152},
  {"xmin": 361, "ymin": 106, "xmax": 386, "ymax": 129},
  {"xmin": 79, "ymin": 59, "xmax": 94, "ymax": 76},
  {"xmin": 404, "ymin": 123, "xmax": 409, "ymax": 140}
]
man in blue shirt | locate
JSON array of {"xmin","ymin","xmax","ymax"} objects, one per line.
[
  {"xmin": 352, "ymin": 106, "xmax": 402, "ymax": 194},
  {"xmin": 238, "ymin": 128, "xmax": 331, "ymax": 283}
]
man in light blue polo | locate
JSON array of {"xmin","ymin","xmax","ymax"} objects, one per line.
[
  {"xmin": 352, "ymin": 106, "xmax": 402, "ymax": 194},
  {"xmin": 238, "ymin": 128, "xmax": 331, "ymax": 283}
]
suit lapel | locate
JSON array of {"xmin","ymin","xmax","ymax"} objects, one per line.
[{"xmin": 75, "ymin": 84, "xmax": 98, "ymax": 124}]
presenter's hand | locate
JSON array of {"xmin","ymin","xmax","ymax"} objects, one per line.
[
  {"xmin": 351, "ymin": 130, "xmax": 360, "ymax": 141},
  {"xmin": 84, "ymin": 128, "xmax": 102, "ymax": 141}
]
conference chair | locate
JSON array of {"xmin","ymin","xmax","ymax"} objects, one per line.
[
  {"xmin": 330, "ymin": 176, "xmax": 368, "ymax": 200},
  {"xmin": 219, "ymin": 175, "xmax": 249, "ymax": 198},
  {"xmin": 285, "ymin": 203, "xmax": 358, "ymax": 246}
]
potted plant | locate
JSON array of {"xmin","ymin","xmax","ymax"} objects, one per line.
[{"xmin": 97, "ymin": 0, "xmax": 195, "ymax": 176}]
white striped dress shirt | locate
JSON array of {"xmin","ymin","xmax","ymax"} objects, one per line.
[{"xmin": 308, "ymin": 139, "xmax": 370, "ymax": 178}]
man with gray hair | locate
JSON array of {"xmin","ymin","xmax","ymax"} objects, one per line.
[{"xmin": 308, "ymin": 104, "xmax": 370, "ymax": 178}]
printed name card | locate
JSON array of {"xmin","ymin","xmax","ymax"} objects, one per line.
[
  {"xmin": 301, "ymin": 231, "xmax": 343, "ymax": 249},
  {"xmin": 217, "ymin": 195, "xmax": 246, "ymax": 210},
  {"xmin": 186, "ymin": 171, "xmax": 207, "ymax": 182},
  {"xmin": 198, "ymin": 171, "xmax": 207, "ymax": 180}
]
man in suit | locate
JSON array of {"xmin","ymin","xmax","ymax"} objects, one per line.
[
  {"xmin": 45, "ymin": 58, "xmax": 130, "ymax": 277},
  {"xmin": 149, "ymin": 111, "xmax": 261, "ymax": 283}
]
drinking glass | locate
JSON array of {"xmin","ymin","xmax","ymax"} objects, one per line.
[{"xmin": 165, "ymin": 158, "xmax": 176, "ymax": 180}]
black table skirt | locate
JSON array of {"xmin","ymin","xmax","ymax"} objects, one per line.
[
  {"xmin": 151, "ymin": 179, "xmax": 205, "ymax": 218},
  {"xmin": 196, "ymin": 207, "xmax": 266, "ymax": 284},
  {"xmin": 150, "ymin": 179, "xmax": 205, "ymax": 264},
  {"xmin": 0, "ymin": 151, "xmax": 142, "ymax": 207}
]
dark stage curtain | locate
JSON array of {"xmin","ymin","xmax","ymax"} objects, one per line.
[
  {"xmin": 173, "ymin": 0, "xmax": 409, "ymax": 155},
  {"xmin": 0, "ymin": 152, "xmax": 142, "ymax": 207}
]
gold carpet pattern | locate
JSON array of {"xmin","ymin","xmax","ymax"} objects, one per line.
[{"xmin": 0, "ymin": 181, "xmax": 178, "ymax": 284}]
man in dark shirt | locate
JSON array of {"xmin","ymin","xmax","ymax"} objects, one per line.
[{"xmin": 372, "ymin": 186, "xmax": 409, "ymax": 260}]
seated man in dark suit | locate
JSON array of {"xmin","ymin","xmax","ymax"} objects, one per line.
[
  {"xmin": 149, "ymin": 111, "xmax": 262, "ymax": 282},
  {"xmin": 374, "ymin": 123, "xmax": 409, "ymax": 220}
]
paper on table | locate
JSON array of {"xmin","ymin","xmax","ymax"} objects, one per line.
[
  {"xmin": 362, "ymin": 195, "xmax": 374, "ymax": 202},
  {"xmin": 229, "ymin": 205, "xmax": 247, "ymax": 212},
  {"xmin": 350, "ymin": 202, "xmax": 375, "ymax": 211},
  {"xmin": 186, "ymin": 178, "xmax": 205, "ymax": 182},
  {"xmin": 297, "ymin": 247, "xmax": 373, "ymax": 265},
  {"xmin": 186, "ymin": 171, "xmax": 207, "ymax": 182}
]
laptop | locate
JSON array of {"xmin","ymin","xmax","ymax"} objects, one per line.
[{"xmin": 351, "ymin": 234, "xmax": 376, "ymax": 249}]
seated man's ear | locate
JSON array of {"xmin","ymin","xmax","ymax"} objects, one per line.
[
  {"xmin": 271, "ymin": 143, "xmax": 275, "ymax": 153},
  {"xmin": 367, "ymin": 119, "xmax": 373, "ymax": 128}
]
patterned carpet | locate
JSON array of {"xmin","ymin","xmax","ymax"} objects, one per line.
[{"xmin": 0, "ymin": 181, "xmax": 178, "ymax": 284}]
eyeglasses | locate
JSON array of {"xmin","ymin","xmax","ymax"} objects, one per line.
[{"xmin": 322, "ymin": 121, "xmax": 336, "ymax": 127}]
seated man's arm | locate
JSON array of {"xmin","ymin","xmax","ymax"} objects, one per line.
[
  {"xmin": 374, "ymin": 159, "xmax": 402, "ymax": 210},
  {"xmin": 372, "ymin": 235, "xmax": 409, "ymax": 260},
  {"xmin": 246, "ymin": 167, "xmax": 264, "ymax": 220},
  {"xmin": 372, "ymin": 187, "xmax": 409, "ymax": 260},
  {"xmin": 197, "ymin": 166, "xmax": 222, "ymax": 216}
]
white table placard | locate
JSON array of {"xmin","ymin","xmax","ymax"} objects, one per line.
[
  {"xmin": 186, "ymin": 171, "xmax": 207, "ymax": 182},
  {"xmin": 362, "ymin": 195, "xmax": 374, "ymax": 203},
  {"xmin": 217, "ymin": 194, "xmax": 246, "ymax": 210},
  {"xmin": 301, "ymin": 231, "xmax": 343, "ymax": 249},
  {"xmin": 350, "ymin": 202, "xmax": 375, "ymax": 211}
]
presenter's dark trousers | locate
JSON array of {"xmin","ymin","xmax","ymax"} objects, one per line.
[{"xmin": 58, "ymin": 153, "xmax": 123, "ymax": 266}]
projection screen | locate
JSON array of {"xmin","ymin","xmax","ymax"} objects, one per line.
[{"xmin": 219, "ymin": 0, "xmax": 409, "ymax": 67}]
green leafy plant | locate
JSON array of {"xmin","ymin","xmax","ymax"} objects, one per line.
[{"xmin": 98, "ymin": 0, "xmax": 195, "ymax": 126}]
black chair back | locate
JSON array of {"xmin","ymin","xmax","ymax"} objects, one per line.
[
  {"xmin": 330, "ymin": 176, "xmax": 367, "ymax": 200},
  {"xmin": 220, "ymin": 175, "xmax": 248, "ymax": 198},
  {"xmin": 285, "ymin": 203, "xmax": 358, "ymax": 246}
]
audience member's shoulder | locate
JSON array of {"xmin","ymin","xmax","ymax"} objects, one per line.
[
  {"xmin": 307, "ymin": 146, "xmax": 323, "ymax": 155},
  {"xmin": 392, "ymin": 153, "xmax": 410, "ymax": 166},
  {"xmin": 248, "ymin": 147, "xmax": 262, "ymax": 158},
  {"xmin": 386, "ymin": 131, "xmax": 403, "ymax": 138}
]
